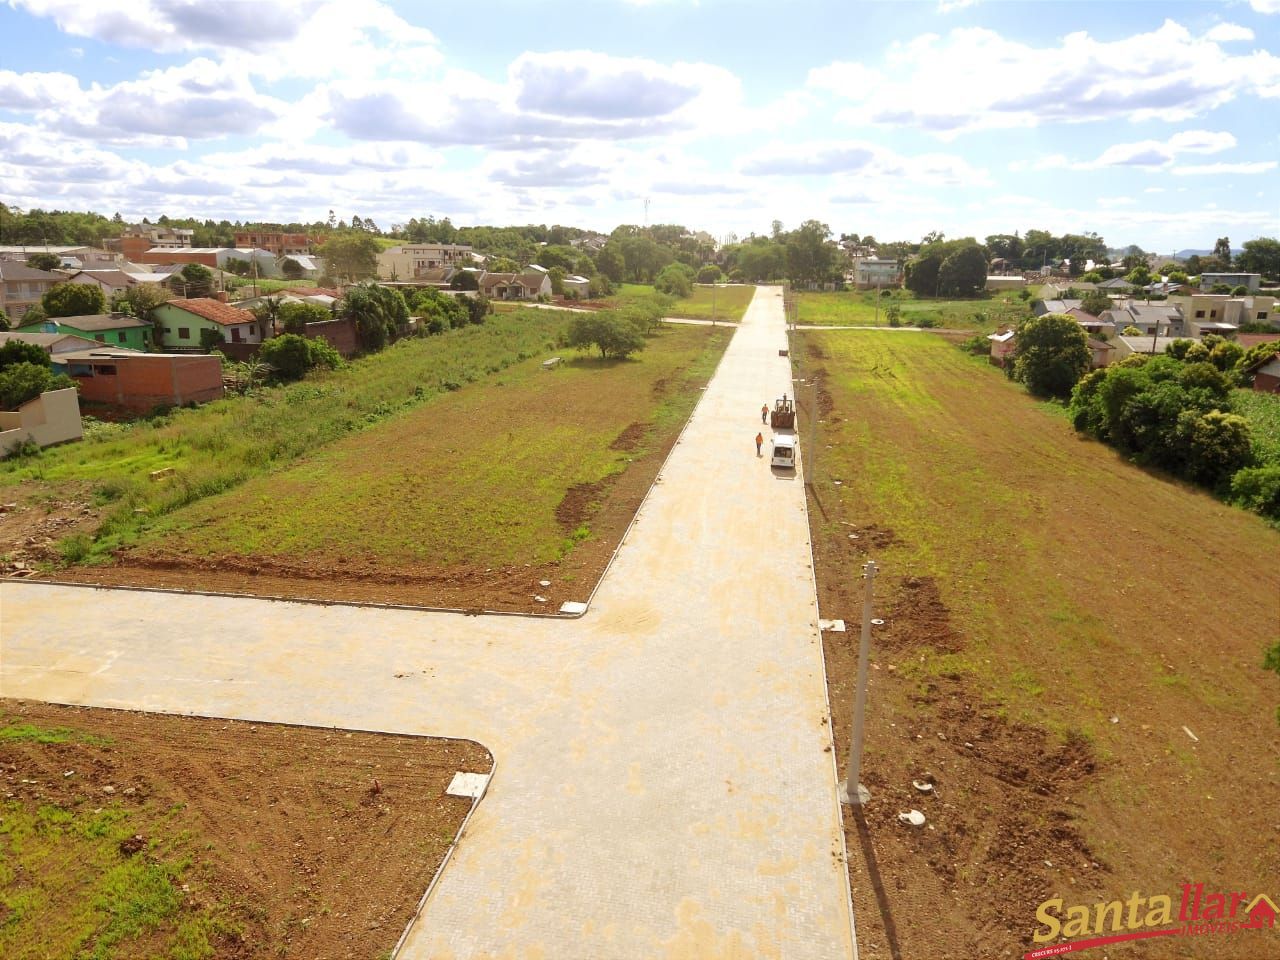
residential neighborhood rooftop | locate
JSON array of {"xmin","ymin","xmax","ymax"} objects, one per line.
[{"xmin": 165, "ymin": 298, "xmax": 256, "ymax": 326}]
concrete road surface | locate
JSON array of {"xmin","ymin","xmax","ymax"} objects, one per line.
[{"xmin": 1, "ymin": 286, "xmax": 857, "ymax": 959}]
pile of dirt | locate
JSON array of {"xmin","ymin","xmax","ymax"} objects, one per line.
[
  {"xmin": 0, "ymin": 496, "xmax": 98, "ymax": 578},
  {"xmin": 0, "ymin": 699, "xmax": 491, "ymax": 959},
  {"xmin": 608, "ymin": 421, "xmax": 651, "ymax": 452}
]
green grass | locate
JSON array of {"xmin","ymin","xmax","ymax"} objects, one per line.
[
  {"xmin": 793, "ymin": 288, "xmax": 1033, "ymax": 329},
  {"xmin": 0, "ymin": 799, "xmax": 237, "ymax": 959},
  {"xmin": 140, "ymin": 323, "xmax": 730, "ymax": 569},
  {"xmin": 224, "ymin": 277, "xmax": 324, "ymax": 294},
  {"xmin": 610, "ymin": 283, "xmax": 754, "ymax": 322},
  {"xmin": 1, "ymin": 311, "xmax": 573, "ymax": 565},
  {"xmin": 0, "ymin": 722, "xmax": 108, "ymax": 746},
  {"xmin": 1232, "ymin": 388, "xmax": 1280, "ymax": 465}
]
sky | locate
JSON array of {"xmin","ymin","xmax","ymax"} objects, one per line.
[{"xmin": 0, "ymin": 0, "xmax": 1277, "ymax": 253}]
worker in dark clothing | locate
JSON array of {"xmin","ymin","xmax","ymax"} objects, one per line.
[{"xmin": 761, "ymin": 403, "xmax": 769, "ymax": 424}]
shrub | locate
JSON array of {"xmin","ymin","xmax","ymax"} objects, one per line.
[
  {"xmin": 1177, "ymin": 409, "xmax": 1253, "ymax": 489},
  {"xmin": 1122, "ymin": 325, "xmax": 1142, "ymax": 336},
  {"xmin": 1231, "ymin": 464, "xmax": 1280, "ymax": 520},
  {"xmin": 1183, "ymin": 342, "xmax": 1210, "ymax": 364},
  {"xmin": 1232, "ymin": 285, "xmax": 1250, "ymax": 296},
  {"xmin": 1165, "ymin": 339, "xmax": 1196, "ymax": 361},
  {"xmin": 0, "ymin": 362, "xmax": 74, "ymax": 410},
  {"xmin": 886, "ymin": 305, "xmax": 902, "ymax": 327},
  {"xmin": 344, "ymin": 282, "xmax": 408, "ymax": 352},
  {"xmin": 1010, "ymin": 314, "xmax": 1090, "ymax": 399},
  {"xmin": 654, "ymin": 262, "xmax": 695, "ymax": 298},
  {"xmin": 199, "ymin": 328, "xmax": 224, "ymax": 353},
  {"xmin": 258, "ymin": 333, "xmax": 342, "ymax": 381},
  {"xmin": 279, "ymin": 301, "xmax": 331, "ymax": 334},
  {"xmin": 0, "ymin": 340, "xmax": 50, "ymax": 370},
  {"xmin": 696, "ymin": 264, "xmax": 722, "ymax": 284},
  {"xmin": 566, "ymin": 312, "xmax": 647, "ymax": 360}
]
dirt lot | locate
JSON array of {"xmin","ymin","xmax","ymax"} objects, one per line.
[
  {"xmin": 0, "ymin": 699, "xmax": 491, "ymax": 959},
  {"xmin": 798, "ymin": 331, "xmax": 1280, "ymax": 959}
]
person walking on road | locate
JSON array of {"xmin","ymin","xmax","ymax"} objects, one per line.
[
  {"xmin": 756, "ymin": 432, "xmax": 764, "ymax": 457},
  {"xmin": 761, "ymin": 403, "xmax": 769, "ymax": 424}
]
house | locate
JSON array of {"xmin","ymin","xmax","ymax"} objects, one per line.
[
  {"xmin": 17, "ymin": 314, "xmax": 152, "ymax": 352},
  {"xmin": 1096, "ymin": 277, "xmax": 1137, "ymax": 293},
  {"xmin": 1251, "ymin": 357, "xmax": 1280, "ymax": 393},
  {"xmin": 479, "ymin": 269, "xmax": 552, "ymax": 301},
  {"xmin": 1223, "ymin": 295, "xmax": 1276, "ymax": 329},
  {"xmin": 1101, "ymin": 302, "xmax": 1182, "ymax": 338},
  {"xmin": 562, "ymin": 275, "xmax": 591, "ymax": 298},
  {"xmin": 0, "ymin": 387, "xmax": 82, "ymax": 456},
  {"xmin": 138, "ymin": 246, "xmax": 276, "ymax": 276},
  {"xmin": 0, "ymin": 245, "xmax": 120, "ymax": 268},
  {"xmin": 411, "ymin": 266, "xmax": 457, "ymax": 287},
  {"xmin": 1243, "ymin": 894, "xmax": 1278, "ymax": 929},
  {"xmin": 235, "ymin": 232, "xmax": 315, "ymax": 257},
  {"xmin": 1200, "ymin": 272, "xmax": 1261, "ymax": 292},
  {"xmin": 107, "ymin": 224, "xmax": 194, "ymax": 262},
  {"xmin": 0, "ymin": 261, "xmax": 65, "ymax": 321},
  {"xmin": 1113, "ymin": 336, "xmax": 1183, "ymax": 359},
  {"xmin": 1087, "ymin": 338, "xmax": 1115, "ymax": 369},
  {"xmin": 852, "ymin": 258, "xmax": 902, "ymax": 289},
  {"xmin": 1178, "ymin": 294, "xmax": 1239, "ymax": 337},
  {"xmin": 277, "ymin": 254, "xmax": 324, "ymax": 279},
  {"xmin": 66, "ymin": 269, "xmax": 143, "ymax": 299},
  {"xmin": 0, "ymin": 330, "xmax": 101, "ymax": 357},
  {"xmin": 985, "ymin": 275, "xmax": 1026, "ymax": 291},
  {"xmin": 377, "ymin": 243, "xmax": 476, "ymax": 280},
  {"xmin": 57, "ymin": 348, "xmax": 223, "ymax": 412},
  {"xmin": 987, "ymin": 329, "xmax": 1015, "ymax": 366},
  {"xmin": 1066, "ymin": 308, "xmax": 1107, "ymax": 337},
  {"xmin": 152, "ymin": 298, "xmax": 261, "ymax": 350},
  {"xmin": 1033, "ymin": 298, "xmax": 1083, "ymax": 317}
]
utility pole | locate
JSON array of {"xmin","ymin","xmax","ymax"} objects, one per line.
[{"xmin": 841, "ymin": 560, "xmax": 879, "ymax": 805}]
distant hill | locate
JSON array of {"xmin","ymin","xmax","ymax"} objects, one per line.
[{"xmin": 1173, "ymin": 248, "xmax": 1243, "ymax": 260}]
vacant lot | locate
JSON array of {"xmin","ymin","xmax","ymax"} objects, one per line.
[
  {"xmin": 795, "ymin": 288, "xmax": 1032, "ymax": 329},
  {"xmin": 793, "ymin": 330, "xmax": 1280, "ymax": 959},
  {"xmin": 0, "ymin": 699, "xmax": 490, "ymax": 959},
  {"xmin": 610, "ymin": 282, "xmax": 754, "ymax": 322},
  {"xmin": 58, "ymin": 322, "xmax": 729, "ymax": 610}
]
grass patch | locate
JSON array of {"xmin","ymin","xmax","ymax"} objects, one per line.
[
  {"xmin": 609, "ymin": 283, "xmax": 754, "ymax": 322},
  {"xmin": 0, "ymin": 723, "xmax": 107, "ymax": 746},
  {"xmin": 1, "ymin": 311, "xmax": 571, "ymax": 565},
  {"xmin": 135, "ymin": 323, "xmax": 730, "ymax": 570},
  {"xmin": 794, "ymin": 288, "xmax": 1033, "ymax": 329},
  {"xmin": 1232, "ymin": 388, "xmax": 1280, "ymax": 465}
]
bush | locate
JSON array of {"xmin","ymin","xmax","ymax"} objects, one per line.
[
  {"xmin": 0, "ymin": 340, "xmax": 50, "ymax": 370},
  {"xmin": 1010, "ymin": 314, "xmax": 1090, "ymax": 399},
  {"xmin": 1231, "ymin": 464, "xmax": 1280, "ymax": 520},
  {"xmin": 886, "ymin": 305, "xmax": 902, "ymax": 327},
  {"xmin": 566, "ymin": 312, "xmax": 647, "ymax": 360},
  {"xmin": 279, "ymin": 301, "xmax": 331, "ymax": 334},
  {"xmin": 1165, "ymin": 339, "xmax": 1196, "ymax": 361},
  {"xmin": 0, "ymin": 362, "xmax": 74, "ymax": 409},
  {"xmin": 42, "ymin": 282, "xmax": 105, "ymax": 319},
  {"xmin": 696, "ymin": 264, "xmax": 722, "ymax": 284},
  {"xmin": 1178, "ymin": 410, "xmax": 1253, "ymax": 489},
  {"xmin": 258, "ymin": 333, "xmax": 342, "ymax": 381},
  {"xmin": 1232, "ymin": 285, "xmax": 1250, "ymax": 296},
  {"xmin": 654, "ymin": 262, "xmax": 695, "ymax": 298}
]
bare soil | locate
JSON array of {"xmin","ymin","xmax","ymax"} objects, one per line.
[{"xmin": 0, "ymin": 699, "xmax": 491, "ymax": 959}]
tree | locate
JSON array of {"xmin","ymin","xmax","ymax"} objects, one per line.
[
  {"xmin": 1213, "ymin": 237, "xmax": 1232, "ymax": 266},
  {"xmin": 456, "ymin": 293, "xmax": 489, "ymax": 326},
  {"xmin": 548, "ymin": 266, "xmax": 566, "ymax": 297},
  {"xmin": 0, "ymin": 307, "xmax": 9, "ymax": 331},
  {"xmin": 278, "ymin": 301, "xmax": 330, "ymax": 334},
  {"xmin": 0, "ymin": 362, "xmax": 74, "ymax": 410},
  {"xmin": 654, "ymin": 262, "xmax": 694, "ymax": 298},
  {"xmin": 26, "ymin": 252, "xmax": 60, "ymax": 272},
  {"xmin": 1081, "ymin": 290, "xmax": 1111, "ymax": 316},
  {"xmin": 176, "ymin": 262, "xmax": 214, "ymax": 297},
  {"xmin": 258, "ymin": 333, "xmax": 342, "ymax": 381},
  {"xmin": 566, "ymin": 313, "xmax": 646, "ymax": 360},
  {"xmin": 904, "ymin": 252, "xmax": 943, "ymax": 296},
  {"xmin": 784, "ymin": 220, "xmax": 840, "ymax": 284},
  {"xmin": 937, "ymin": 244, "xmax": 988, "ymax": 297},
  {"xmin": 321, "ymin": 231, "xmax": 380, "ymax": 281},
  {"xmin": 1237, "ymin": 237, "xmax": 1280, "ymax": 279},
  {"xmin": 696, "ymin": 264, "xmax": 722, "ymax": 284},
  {"xmin": 450, "ymin": 269, "xmax": 479, "ymax": 291},
  {"xmin": 343, "ymin": 282, "xmax": 407, "ymax": 352},
  {"xmin": 281, "ymin": 257, "xmax": 306, "ymax": 280},
  {"xmin": 1010, "ymin": 314, "xmax": 1090, "ymax": 399},
  {"xmin": 41, "ymin": 282, "xmax": 106, "ymax": 319},
  {"xmin": 0, "ymin": 339, "xmax": 50, "ymax": 370},
  {"xmin": 1177, "ymin": 409, "xmax": 1252, "ymax": 489},
  {"xmin": 1125, "ymin": 265, "xmax": 1152, "ymax": 287},
  {"xmin": 223, "ymin": 257, "xmax": 251, "ymax": 277}
]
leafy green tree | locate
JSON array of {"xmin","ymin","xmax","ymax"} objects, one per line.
[
  {"xmin": 281, "ymin": 257, "xmax": 306, "ymax": 280},
  {"xmin": 450, "ymin": 269, "xmax": 479, "ymax": 291},
  {"xmin": 1233, "ymin": 466, "xmax": 1280, "ymax": 523},
  {"xmin": 457, "ymin": 293, "xmax": 489, "ymax": 326},
  {"xmin": 258, "ymin": 333, "xmax": 342, "ymax": 381},
  {"xmin": 344, "ymin": 282, "xmax": 407, "ymax": 352},
  {"xmin": 114, "ymin": 283, "xmax": 171, "ymax": 323},
  {"xmin": 223, "ymin": 257, "xmax": 252, "ymax": 277},
  {"xmin": 199, "ymin": 328, "xmax": 224, "ymax": 352},
  {"xmin": 1231, "ymin": 284, "xmax": 1250, "ymax": 296},
  {"xmin": 937, "ymin": 244, "xmax": 988, "ymax": 297},
  {"xmin": 278, "ymin": 301, "xmax": 331, "ymax": 334},
  {"xmin": 22, "ymin": 304, "xmax": 46, "ymax": 325},
  {"xmin": 548, "ymin": 266, "xmax": 567, "ymax": 297},
  {"xmin": 1122, "ymin": 325, "xmax": 1143, "ymax": 337},
  {"xmin": 41, "ymin": 283, "xmax": 106, "ymax": 318},
  {"xmin": 26, "ymin": 252, "xmax": 61, "ymax": 272},
  {"xmin": 904, "ymin": 251, "xmax": 943, "ymax": 296},
  {"xmin": 0, "ymin": 362, "xmax": 74, "ymax": 410},
  {"xmin": 696, "ymin": 264, "xmax": 722, "ymax": 284},
  {"xmin": 0, "ymin": 307, "xmax": 9, "ymax": 331},
  {"xmin": 567, "ymin": 313, "xmax": 647, "ymax": 360},
  {"xmin": 1237, "ymin": 237, "xmax": 1280, "ymax": 279},
  {"xmin": 1125, "ymin": 266, "xmax": 1153, "ymax": 287},
  {"xmin": 172, "ymin": 262, "xmax": 215, "ymax": 297},
  {"xmin": 1164, "ymin": 339, "xmax": 1197, "ymax": 361},
  {"xmin": 1209, "ymin": 339, "xmax": 1244, "ymax": 373},
  {"xmin": 1213, "ymin": 237, "xmax": 1232, "ymax": 266},
  {"xmin": 1080, "ymin": 271, "xmax": 1103, "ymax": 284},
  {"xmin": 1167, "ymin": 270, "xmax": 1189, "ymax": 285},
  {"xmin": 654, "ymin": 262, "xmax": 694, "ymax": 298},
  {"xmin": 1237, "ymin": 341, "xmax": 1280, "ymax": 383},
  {"xmin": 0, "ymin": 340, "xmax": 50, "ymax": 370},
  {"xmin": 321, "ymin": 231, "xmax": 380, "ymax": 281},
  {"xmin": 1080, "ymin": 290, "xmax": 1111, "ymax": 316},
  {"xmin": 1176, "ymin": 409, "xmax": 1252, "ymax": 488},
  {"xmin": 784, "ymin": 220, "xmax": 840, "ymax": 285},
  {"xmin": 1009, "ymin": 314, "xmax": 1090, "ymax": 398}
]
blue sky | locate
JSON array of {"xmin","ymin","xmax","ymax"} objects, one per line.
[{"xmin": 1, "ymin": 0, "xmax": 1277, "ymax": 252}]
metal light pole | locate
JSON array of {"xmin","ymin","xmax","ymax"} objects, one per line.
[{"xmin": 841, "ymin": 559, "xmax": 879, "ymax": 806}]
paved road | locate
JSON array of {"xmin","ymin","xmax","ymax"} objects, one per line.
[{"xmin": 1, "ymin": 287, "xmax": 856, "ymax": 959}]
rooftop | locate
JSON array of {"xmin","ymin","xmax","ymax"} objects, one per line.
[
  {"xmin": 32, "ymin": 314, "xmax": 150, "ymax": 332},
  {"xmin": 164, "ymin": 298, "xmax": 255, "ymax": 326}
]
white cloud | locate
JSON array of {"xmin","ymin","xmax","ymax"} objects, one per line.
[
  {"xmin": 1032, "ymin": 130, "xmax": 1236, "ymax": 171},
  {"xmin": 9, "ymin": 0, "xmax": 442, "ymax": 81},
  {"xmin": 1205, "ymin": 23, "xmax": 1254, "ymax": 43},
  {"xmin": 1170, "ymin": 160, "xmax": 1278, "ymax": 175},
  {"xmin": 738, "ymin": 139, "xmax": 990, "ymax": 187},
  {"xmin": 1250, "ymin": 0, "xmax": 1280, "ymax": 13},
  {"xmin": 938, "ymin": 0, "xmax": 978, "ymax": 11},
  {"xmin": 0, "ymin": 69, "xmax": 82, "ymax": 111},
  {"xmin": 810, "ymin": 20, "xmax": 1280, "ymax": 136}
]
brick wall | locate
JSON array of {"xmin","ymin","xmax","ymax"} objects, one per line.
[{"xmin": 303, "ymin": 317, "xmax": 359, "ymax": 357}]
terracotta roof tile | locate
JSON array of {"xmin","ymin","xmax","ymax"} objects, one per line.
[{"xmin": 167, "ymin": 297, "xmax": 255, "ymax": 326}]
